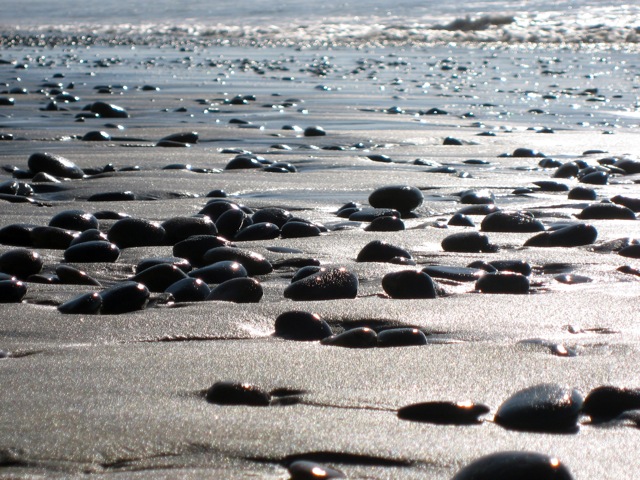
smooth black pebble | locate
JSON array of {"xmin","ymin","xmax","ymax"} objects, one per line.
[
  {"xmin": 161, "ymin": 216, "xmax": 218, "ymax": 245},
  {"xmin": 204, "ymin": 381, "xmax": 271, "ymax": 406},
  {"xmin": 284, "ymin": 267, "xmax": 358, "ymax": 301},
  {"xmin": 64, "ymin": 240, "xmax": 120, "ymax": 263},
  {"xmin": 368, "ymin": 185, "xmax": 424, "ymax": 213},
  {"xmin": 202, "ymin": 247, "xmax": 273, "ymax": 275},
  {"xmin": 49, "ymin": 209, "xmax": 99, "ymax": 232},
  {"xmin": 452, "ymin": 451, "xmax": 574, "ymax": 480},
  {"xmin": 582, "ymin": 386, "xmax": 640, "ymax": 422},
  {"xmin": 397, "ymin": 401, "xmax": 490, "ymax": 424},
  {"xmin": 577, "ymin": 203, "xmax": 636, "ymax": 220},
  {"xmin": 58, "ymin": 292, "xmax": 102, "ymax": 314},
  {"xmin": 0, "ymin": 279, "xmax": 27, "ymax": 303},
  {"xmin": 100, "ymin": 281, "xmax": 150, "ymax": 314},
  {"xmin": 130, "ymin": 263, "xmax": 188, "ymax": 292},
  {"xmin": 165, "ymin": 277, "xmax": 211, "ymax": 302},
  {"xmin": 480, "ymin": 211, "xmax": 544, "ymax": 233},
  {"xmin": 524, "ymin": 224, "xmax": 598, "ymax": 247},
  {"xmin": 207, "ymin": 277, "xmax": 263, "ymax": 303},
  {"xmin": 475, "ymin": 273, "xmax": 529, "ymax": 294},
  {"xmin": 274, "ymin": 310, "xmax": 332, "ymax": 341},
  {"xmin": 189, "ymin": 261, "xmax": 248, "ymax": 284},
  {"xmin": 356, "ymin": 240, "xmax": 412, "ymax": 262},
  {"xmin": 378, "ymin": 328, "xmax": 428, "ymax": 347},
  {"xmin": 288, "ymin": 460, "xmax": 345, "ymax": 480},
  {"xmin": 173, "ymin": 235, "xmax": 230, "ymax": 266},
  {"xmin": 441, "ymin": 232, "xmax": 494, "ymax": 253},
  {"xmin": 27, "ymin": 152, "xmax": 84, "ymax": 179},
  {"xmin": 0, "ymin": 249, "xmax": 43, "ymax": 279},
  {"xmin": 321, "ymin": 327, "xmax": 378, "ymax": 348},
  {"xmin": 55, "ymin": 264, "xmax": 101, "ymax": 286},
  {"xmin": 107, "ymin": 218, "xmax": 166, "ymax": 248},
  {"xmin": 382, "ymin": 270, "xmax": 436, "ymax": 299}
]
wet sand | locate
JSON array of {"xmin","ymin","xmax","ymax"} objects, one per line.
[{"xmin": 1, "ymin": 42, "xmax": 640, "ymax": 478}]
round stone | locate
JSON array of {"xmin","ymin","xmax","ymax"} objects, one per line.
[
  {"xmin": 481, "ymin": 211, "xmax": 544, "ymax": 233},
  {"xmin": 441, "ymin": 232, "xmax": 493, "ymax": 253},
  {"xmin": 234, "ymin": 222, "xmax": 280, "ymax": 241},
  {"xmin": 204, "ymin": 381, "xmax": 271, "ymax": 406},
  {"xmin": 107, "ymin": 218, "xmax": 166, "ymax": 248},
  {"xmin": 161, "ymin": 216, "xmax": 218, "ymax": 245},
  {"xmin": 378, "ymin": 328, "xmax": 428, "ymax": 347},
  {"xmin": 274, "ymin": 311, "xmax": 332, "ymax": 341},
  {"xmin": 288, "ymin": 460, "xmax": 345, "ymax": 480},
  {"xmin": 452, "ymin": 451, "xmax": 574, "ymax": 480},
  {"xmin": 0, "ymin": 279, "xmax": 27, "ymax": 303},
  {"xmin": 475, "ymin": 273, "xmax": 529, "ymax": 294},
  {"xmin": 49, "ymin": 209, "xmax": 99, "ymax": 232},
  {"xmin": 356, "ymin": 240, "xmax": 412, "ymax": 263},
  {"xmin": 368, "ymin": 185, "xmax": 424, "ymax": 213},
  {"xmin": 165, "ymin": 277, "xmax": 211, "ymax": 302},
  {"xmin": 524, "ymin": 224, "xmax": 598, "ymax": 247},
  {"xmin": 58, "ymin": 292, "xmax": 102, "ymax": 314},
  {"xmin": 582, "ymin": 386, "xmax": 640, "ymax": 422},
  {"xmin": 364, "ymin": 216, "xmax": 405, "ymax": 232},
  {"xmin": 281, "ymin": 221, "xmax": 322, "ymax": 238},
  {"xmin": 69, "ymin": 229, "xmax": 108, "ymax": 246},
  {"xmin": 252, "ymin": 207, "xmax": 293, "ymax": 227},
  {"xmin": 89, "ymin": 101, "xmax": 129, "ymax": 118},
  {"xmin": 202, "ymin": 247, "xmax": 273, "ymax": 276},
  {"xmin": 31, "ymin": 226, "xmax": 78, "ymax": 250},
  {"xmin": 55, "ymin": 265, "xmax": 101, "ymax": 286},
  {"xmin": 382, "ymin": 270, "xmax": 437, "ymax": 299},
  {"xmin": 189, "ymin": 261, "xmax": 248, "ymax": 284},
  {"xmin": 28, "ymin": 152, "xmax": 84, "ymax": 179},
  {"xmin": 130, "ymin": 263, "xmax": 189, "ymax": 292},
  {"xmin": 397, "ymin": 401, "xmax": 490, "ymax": 424},
  {"xmin": 284, "ymin": 267, "xmax": 358, "ymax": 301},
  {"xmin": 577, "ymin": 203, "xmax": 636, "ymax": 220},
  {"xmin": 173, "ymin": 235, "xmax": 230, "ymax": 267},
  {"xmin": 100, "ymin": 281, "xmax": 150, "ymax": 314},
  {"xmin": 64, "ymin": 240, "xmax": 120, "ymax": 263},
  {"xmin": 321, "ymin": 327, "xmax": 378, "ymax": 348},
  {"xmin": 207, "ymin": 277, "xmax": 263, "ymax": 303},
  {"xmin": 0, "ymin": 249, "xmax": 43, "ymax": 279}
]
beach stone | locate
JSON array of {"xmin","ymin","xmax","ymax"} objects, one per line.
[
  {"xmin": 281, "ymin": 221, "xmax": 322, "ymax": 238},
  {"xmin": 367, "ymin": 154, "xmax": 393, "ymax": 163},
  {"xmin": 207, "ymin": 277, "xmax": 263, "ymax": 303},
  {"xmin": 349, "ymin": 208, "xmax": 401, "ymax": 222},
  {"xmin": 161, "ymin": 216, "xmax": 218, "ymax": 245},
  {"xmin": 448, "ymin": 213, "xmax": 475, "ymax": 227},
  {"xmin": 89, "ymin": 101, "xmax": 129, "ymax": 118},
  {"xmin": 476, "ymin": 272, "xmax": 529, "ymax": 294},
  {"xmin": 165, "ymin": 277, "xmax": 211, "ymax": 302},
  {"xmin": 216, "ymin": 209, "xmax": 252, "ymax": 239},
  {"xmin": 158, "ymin": 131, "xmax": 198, "ymax": 145},
  {"xmin": 49, "ymin": 209, "xmax": 99, "ymax": 232},
  {"xmin": 611, "ymin": 195, "xmax": 640, "ymax": 212},
  {"xmin": 615, "ymin": 159, "xmax": 640, "ymax": 174},
  {"xmin": 88, "ymin": 191, "xmax": 136, "ymax": 202},
  {"xmin": 234, "ymin": 222, "xmax": 280, "ymax": 241},
  {"xmin": 206, "ymin": 189, "xmax": 228, "ymax": 198},
  {"xmin": 619, "ymin": 245, "xmax": 640, "ymax": 258},
  {"xmin": 533, "ymin": 181, "xmax": 569, "ymax": 192},
  {"xmin": 107, "ymin": 218, "xmax": 166, "ymax": 248},
  {"xmin": 452, "ymin": 451, "xmax": 574, "ymax": 480},
  {"xmin": 100, "ymin": 281, "xmax": 150, "ymax": 314},
  {"xmin": 382, "ymin": 270, "xmax": 437, "ymax": 299},
  {"xmin": 580, "ymin": 171, "xmax": 609, "ymax": 185},
  {"xmin": 441, "ymin": 232, "xmax": 493, "ymax": 253},
  {"xmin": 524, "ymin": 223, "xmax": 598, "ymax": 247},
  {"xmin": 422, "ymin": 265, "xmax": 485, "ymax": 282},
  {"xmin": 512, "ymin": 147, "xmax": 545, "ymax": 158},
  {"xmin": 489, "ymin": 260, "xmax": 532, "ymax": 276},
  {"xmin": 199, "ymin": 199, "xmax": 243, "ymax": 221},
  {"xmin": 0, "ymin": 180, "xmax": 19, "ymax": 195},
  {"xmin": 495, "ymin": 383, "xmax": 583, "ymax": 433},
  {"xmin": 224, "ymin": 156, "xmax": 263, "ymax": 170},
  {"xmin": 456, "ymin": 204, "xmax": 499, "ymax": 216},
  {"xmin": 554, "ymin": 161, "xmax": 580, "ymax": 178},
  {"xmin": 82, "ymin": 131, "xmax": 111, "ymax": 141},
  {"xmin": 291, "ymin": 266, "xmax": 324, "ymax": 283},
  {"xmin": 304, "ymin": 126, "xmax": 326, "ymax": 137},
  {"xmin": 69, "ymin": 229, "xmax": 108, "ymax": 246},
  {"xmin": 321, "ymin": 327, "xmax": 378, "ymax": 348},
  {"xmin": 0, "ymin": 224, "xmax": 35, "ymax": 246},
  {"xmin": 443, "ymin": 136, "xmax": 463, "ymax": 145},
  {"xmin": 288, "ymin": 460, "xmax": 345, "ymax": 480},
  {"xmin": 173, "ymin": 235, "xmax": 230, "ymax": 266},
  {"xmin": 136, "ymin": 257, "xmax": 191, "ymax": 274},
  {"xmin": 459, "ymin": 189, "xmax": 495, "ymax": 205},
  {"xmin": 27, "ymin": 152, "xmax": 84, "ymax": 179},
  {"xmin": 568, "ymin": 186, "xmax": 597, "ymax": 200},
  {"xmin": 481, "ymin": 211, "xmax": 544, "ymax": 233},
  {"xmin": 554, "ymin": 273, "xmax": 592, "ymax": 285},
  {"xmin": 284, "ymin": 267, "xmax": 358, "ymax": 301},
  {"xmin": 364, "ymin": 216, "xmax": 405, "ymax": 232},
  {"xmin": 356, "ymin": 240, "xmax": 412, "ymax": 263},
  {"xmin": 189, "ymin": 261, "xmax": 248, "ymax": 284},
  {"xmin": 58, "ymin": 292, "xmax": 102, "ymax": 314},
  {"xmin": 0, "ymin": 279, "xmax": 27, "ymax": 303},
  {"xmin": 0, "ymin": 249, "xmax": 43, "ymax": 279},
  {"xmin": 64, "ymin": 240, "xmax": 120, "ymax": 263},
  {"xmin": 274, "ymin": 311, "xmax": 332, "ymax": 341},
  {"xmin": 582, "ymin": 386, "xmax": 640, "ymax": 422},
  {"xmin": 378, "ymin": 328, "xmax": 428, "ymax": 347},
  {"xmin": 577, "ymin": 203, "xmax": 636, "ymax": 220},
  {"xmin": 202, "ymin": 247, "xmax": 273, "ymax": 275},
  {"xmin": 467, "ymin": 261, "xmax": 498, "ymax": 273},
  {"xmin": 397, "ymin": 401, "xmax": 490, "ymax": 424},
  {"xmin": 368, "ymin": 185, "xmax": 424, "ymax": 213},
  {"xmin": 31, "ymin": 226, "xmax": 78, "ymax": 249},
  {"xmin": 204, "ymin": 381, "xmax": 271, "ymax": 406},
  {"xmin": 252, "ymin": 207, "xmax": 292, "ymax": 227},
  {"xmin": 55, "ymin": 265, "xmax": 101, "ymax": 286},
  {"xmin": 130, "ymin": 263, "xmax": 188, "ymax": 292}
]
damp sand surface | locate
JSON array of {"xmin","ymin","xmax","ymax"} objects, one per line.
[{"xmin": 1, "ymin": 42, "xmax": 640, "ymax": 478}]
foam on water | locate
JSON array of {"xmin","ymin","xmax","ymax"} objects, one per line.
[{"xmin": 1, "ymin": 0, "xmax": 639, "ymax": 47}]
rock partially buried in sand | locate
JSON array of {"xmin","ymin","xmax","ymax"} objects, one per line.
[
  {"xmin": 89, "ymin": 101, "xmax": 129, "ymax": 118},
  {"xmin": 441, "ymin": 231, "xmax": 495, "ymax": 253},
  {"xmin": 107, "ymin": 218, "xmax": 166, "ymax": 248},
  {"xmin": 189, "ymin": 261, "xmax": 248, "ymax": 284},
  {"xmin": 480, "ymin": 211, "xmax": 544, "ymax": 233},
  {"xmin": 57, "ymin": 292, "xmax": 102, "ymax": 314},
  {"xmin": 31, "ymin": 226, "xmax": 77, "ymax": 250},
  {"xmin": 0, "ymin": 279, "xmax": 27, "ymax": 303},
  {"xmin": 202, "ymin": 247, "xmax": 272, "ymax": 275},
  {"xmin": 99, "ymin": 281, "xmax": 150, "ymax": 314},
  {"xmin": 377, "ymin": 328, "xmax": 427, "ymax": 347},
  {"xmin": 356, "ymin": 240, "xmax": 412, "ymax": 263},
  {"xmin": 205, "ymin": 381, "xmax": 271, "ymax": 406},
  {"xmin": 64, "ymin": 240, "xmax": 120, "ymax": 263},
  {"xmin": 49, "ymin": 209, "xmax": 99, "ymax": 232},
  {"xmin": 582, "ymin": 385, "xmax": 640, "ymax": 422},
  {"xmin": 234, "ymin": 222, "xmax": 280, "ymax": 241},
  {"xmin": 281, "ymin": 221, "xmax": 321, "ymax": 239},
  {"xmin": 368, "ymin": 185, "xmax": 424, "ymax": 213},
  {"xmin": 364, "ymin": 216, "xmax": 405, "ymax": 231},
  {"xmin": 397, "ymin": 401, "xmax": 490, "ymax": 424},
  {"xmin": 161, "ymin": 216, "xmax": 218, "ymax": 245},
  {"xmin": 165, "ymin": 277, "xmax": 211, "ymax": 302},
  {"xmin": 288, "ymin": 460, "xmax": 346, "ymax": 480},
  {"xmin": 0, "ymin": 249, "xmax": 43, "ymax": 280},
  {"xmin": 55, "ymin": 265, "xmax": 101, "ymax": 286},
  {"xmin": 524, "ymin": 223, "xmax": 598, "ymax": 247},
  {"xmin": 274, "ymin": 311, "xmax": 332, "ymax": 341},
  {"xmin": 27, "ymin": 152, "xmax": 84, "ymax": 179},
  {"xmin": 207, "ymin": 277, "xmax": 263, "ymax": 303},
  {"xmin": 382, "ymin": 270, "xmax": 437, "ymax": 299},
  {"xmin": 173, "ymin": 235, "xmax": 230, "ymax": 266},
  {"xmin": 304, "ymin": 126, "xmax": 326, "ymax": 137},
  {"xmin": 452, "ymin": 451, "xmax": 574, "ymax": 480},
  {"xmin": 284, "ymin": 267, "xmax": 358, "ymax": 301},
  {"xmin": 130, "ymin": 263, "xmax": 188, "ymax": 292},
  {"xmin": 494, "ymin": 383, "xmax": 583, "ymax": 433},
  {"xmin": 476, "ymin": 272, "xmax": 529, "ymax": 294},
  {"xmin": 422, "ymin": 265, "xmax": 485, "ymax": 282},
  {"xmin": 69, "ymin": 229, "xmax": 107, "ymax": 246},
  {"xmin": 321, "ymin": 327, "xmax": 378, "ymax": 348},
  {"xmin": 577, "ymin": 203, "xmax": 636, "ymax": 220}
]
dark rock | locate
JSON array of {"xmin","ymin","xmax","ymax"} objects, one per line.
[
  {"xmin": 252, "ymin": 207, "xmax": 292, "ymax": 227},
  {"xmin": 158, "ymin": 131, "xmax": 198, "ymax": 145},
  {"xmin": 291, "ymin": 266, "xmax": 324, "ymax": 283},
  {"xmin": 448, "ymin": 213, "xmax": 475, "ymax": 227},
  {"xmin": 481, "ymin": 211, "xmax": 544, "ymax": 233},
  {"xmin": 284, "ymin": 267, "xmax": 358, "ymax": 301},
  {"xmin": 466, "ymin": 261, "xmax": 498, "ymax": 273},
  {"xmin": 100, "ymin": 281, "xmax": 150, "ymax": 314},
  {"xmin": 364, "ymin": 216, "xmax": 405, "ymax": 232},
  {"xmin": 130, "ymin": 263, "xmax": 188, "ymax": 292},
  {"xmin": 459, "ymin": 189, "xmax": 494, "ymax": 205},
  {"xmin": 58, "ymin": 292, "xmax": 102, "ymax": 314},
  {"xmin": 69, "ymin": 229, "xmax": 108, "ymax": 246},
  {"xmin": 378, "ymin": 328, "xmax": 428, "ymax": 347},
  {"xmin": 206, "ymin": 189, "xmax": 228, "ymax": 198},
  {"xmin": 165, "ymin": 277, "xmax": 211, "ymax": 302},
  {"xmin": 489, "ymin": 260, "xmax": 532, "ymax": 276},
  {"xmin": 321, "ymin": 327, "xmax": 378, "ymax": 348},
  {"xmin": 204, "ymin": 381, "xmax": 271, "ymax": 406},
  {"xmin": 207, "ymin": 277, "xmax": 263, "ymax": 303},
  {"xmin": 619, "ymin": 245, "xmax": 640, "ymax": 258},
  {"xmin": 441, "ymin": 232, "xmax": 494, "ymax": 253},
  {"xmin": 64, "ymin": 240, "xmax": 120, "ymax": 263},
  {"xmin": 82, "ymin": 131, "xmax": 111, "ymax": 141},
  {"xmin": 136, "ymin": 257, "xmax": 191, "ymax": 274},
  {"xmin": 611, "ymin": 195, "xmax": 640, "ymax": 212},
  {"xmin": 88, "ymin": 191, "xmax": 136, "ymax": 202},
  {"xmin": 107, "ymin": 218, "xmax": 166, "ymax": 248},
  {"xmin": 55, "ymin": 265, "xmax": 101, "ymax": 286},
  {"xmin": 475, "ymin": 273, "xmax": 529, "ymax": 294},
  {"xmin": 382, "ymin": 270, "xmax": 437, "ymax": 299},
  {"xmin": 31, "ymin": 226, "xmax": 77, "ymax": 249},
  {"xmin": 615, "ymin": 159, "xmax": 640, "ymax": 174},
  {"xmin": 554, "ymin": 273, "xmax": 592, "ymax": 285},
  {"xmin": 224, "ymin": 156, "xmax": 263, "ymax": 170},
  {"xmin": 356, "ymin": 240, "xmax": 412, "ymax": 262},
  {"xmin": 304, "ymin": 126, "xmax": 326, "ymax": 137},
  {"xmin": 0, "ymin": 279, "xmax": 27, "ymax": 303},
  {"xmin": 580, "ymin": 171, "xmax": 609, "ymax": 185},
  {"xmin": 452, "ymin": 451, "xmax": 574, "ymax": 480},
  {"xmin": 524, "ymin": 224, "xmax": 598, "ymax": 247},
  {"xmin": 368, "ymin": 185, "xmax": 424, "ymax": 213},
  {"xmin": 89, "ymin": 101, "xmax": 129, "ymax": 118},
  {"xmin": 568, "ymin": 186, "xmax": 597, "ymax": 201},
  {"xmin": 216, "ymin": 209, "xmax": 252, "ymax": 239},
  {"xmin": 173, "ymin": 235, "xmax": 230, "ymax": 266},
  {"xmin": 512, "ymin": 147, "xmax": 545, "ymax": 157},
  {"xmin": 582, "ymin": 386, "xmax": 640, "ymax": 422},
  {"xmin": 189, "ymin": 261, "xmax": 248, "ymax": 284},
  {"xmin": 288, "ymin": 460, "xmax": 345, "ymax": 480},
  {"xmin": 234, "ymin": 222, "xmax": 280, "ymax": 241},
  {"xmin": 554, "ymin": 162, "xmax": 580, "ymax": 178},
  {"xmin": 0, "ymin": 224, "xmax": 35, "ymax": 246},
  {"xmin": 49, "ymin": 209, "xmax": 99, "ymax": 232},
  {"xmin": 533, "ymin": 181, "xmax": 569, "ymax": 192},
  {"xmin": 455, "ymin": 204, "xmax": 499, "ymax": 216},
  {"xmin": 443, "ymin": 137, "xmax": 463, "ymax": 145},
  {"xmin": 281, "ymin": 221, "xmax": 322, "ymax": 238},
  {"xmin": 397, "ymin": 401, "xmax": 490, "ymax": 424},
  {"xmin": 577, "ymin": 203, "xmax": 636, "ymax": 220},
  {"xmin": 161, "ymin": 216, "xmax": 218, "ymax": 245},
  {"xmin": 199, "ymin": 199, "xmax": 243, "ymax": 221},
  {"xmin": 0, "ymin": 249, "xmax": 43, "ymax": 279},
  {"xmin": 202, "ymin": 247, "xmax": 273, "ymax": 275},
  {"xmin": 366, "ymin": 154, "xmax": 393, "ymax": 163},
  {"xmin": 274, "ymin": 310, "xmax": 332, "ymax": 341},
  {"xmin": 494, "ymin": 383, "xmax": 583, "ymax": 433},
  {"xmin": 27, "ymin": 152, "xmax": 84, "ymax": 179},
  {"xmin": 422, "ymin": 265, "xmax": 485, "ymax": 282},
  {"xmin": 349, "ymin": 208, "xmax": 401, "ymax": 222}
]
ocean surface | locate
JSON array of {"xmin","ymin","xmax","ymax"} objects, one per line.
[{"xmin": 1, "ymin": 0, "xmax": 639, "ymax": 46}]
